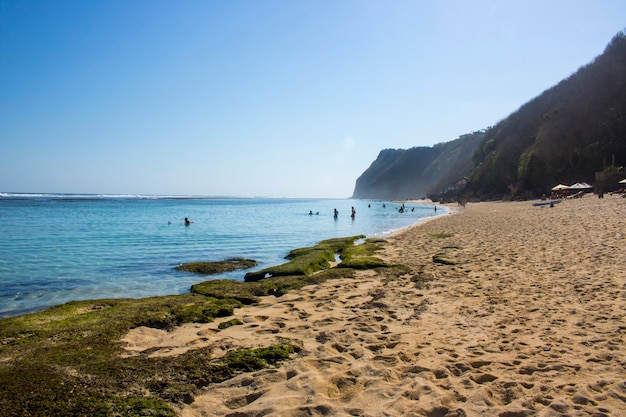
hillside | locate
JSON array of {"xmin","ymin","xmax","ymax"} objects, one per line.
[
  {"xmin": 353, "ymin": 31, "xmax": 626, "ymax": 201},
  {"xmin": 351, "ymin": 132, "xmax": 484, "ymax": 200},
  {"xmin": 467, "ymin": 31, "xmax": 626, "ymax": 199}
]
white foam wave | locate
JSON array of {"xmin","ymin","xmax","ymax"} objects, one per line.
[{"xmin": 0, "ymin": 192, "xmax": 201, "ymax": 200}]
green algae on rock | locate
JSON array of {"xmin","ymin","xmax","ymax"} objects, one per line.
[
  {"xmin": 0, "ymin": 294, "xmax": 244, "ymax": 416},
  {"xmin": 243, "ymin": 235, "xmax": 386, "ymax": 282},
  {"xmin": 175, "ymin": 258, "xmax": 258, "ymax": 275},
  {"xmin": 432, "ymin": 253, "xmax": 457, "ymax": 265},
  {"xmin": 192, "ymin": 268, "xmax": 357, "ymax": 304},
  {"xmin": 337, "ymin": 237, "xmax": 389, "ymax": 269}
]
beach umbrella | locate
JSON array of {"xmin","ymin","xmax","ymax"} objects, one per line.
[
  {"xmin": 620, "ymin": 178, "xmax": 626, "ymax": 184},
  {"xmin": 569, "ymin": 182, "xmax": 593, "ymax": 190},
  {"xmin": 551, "ymin": 184, "xmax": 569, "ymax": 191}
]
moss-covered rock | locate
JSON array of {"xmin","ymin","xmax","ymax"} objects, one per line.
[
  {"xmin": 432, "ymin": 254, "xmax": 456, "ymax": 265},
  {"xmin": 191, "ymin": 268, "xmax": 357, "ymax": 304},
  {"xmin": 338, "ymin": 237, "xmax": 390, "ymax": 269},
  {"xmin": 175, "ymin": 258, "xmax": 258, "ymax": 275},
  {"xmin": 191, "ymin": 279, "xmax": 263, "ymax": 304},
  {"xmin": 218, "ymin": 318, "xmax": 244, "ymax": 330},
  {"xmin": 244, "ymin": 235, "xmax": 365, "ymax": 281},
  {"xmin": 222, "ymin": 342, "xmax": 295, "ymax": 371},
  {"xmin": 0, "ymin": 294, "xmax": 247, "ymax": 416},
  {"xmin": 338, "ymin": 256, "xmax": 389, "ymax": 269}
]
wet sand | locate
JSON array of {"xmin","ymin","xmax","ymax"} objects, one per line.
[{"xmin": 122, "ymin": 196, "xmax": 626, "ymax": 416}]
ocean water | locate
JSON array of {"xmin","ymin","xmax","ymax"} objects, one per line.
[{"xmin": 0, "ymin": 193, "xmax": 445, "ymax": 318}]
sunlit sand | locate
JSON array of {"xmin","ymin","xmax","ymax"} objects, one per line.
[{"xmin": 122, "ymin": 196, "xmax": 626, "ymax": 416}]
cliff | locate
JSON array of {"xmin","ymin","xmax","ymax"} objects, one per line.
[
  {"xmin": 353, "ymin": 31, "xmax": 626, "ymax": 201},
  {"xmin": 352, "ymin": 132, "xmax": 484, "ymax": 199},
  {"xmin": 467, "ymin": 31, "xmax": 626, "ymax": 199}
]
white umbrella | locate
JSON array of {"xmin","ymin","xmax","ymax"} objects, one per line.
[
  {"xmin": 569, "ymin": 182, "xmax": 593, "ymax": 189},
  {"xmin": 620, "ymin": 178, "xmax": 626, "ymax": 184},
  {"xmin": 551, "ymin": 184, "xmax": 569, "ymax": 191}
]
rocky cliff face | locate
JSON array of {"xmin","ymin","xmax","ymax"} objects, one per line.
[
  {"xmin": 467, "ymin": 31, "xmax": 626, "ymax": 199},
  {"xmin": 353, "ymin": 31, "xmax": 626, "ymax": 201},
  {"xmin": 351, "ymin": 132, "xmax": 484, "ymax": 200}
]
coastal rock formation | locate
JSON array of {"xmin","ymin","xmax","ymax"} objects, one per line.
[
  {"xmin": 354, "ymin": 31, "xmax": 626, "ymax": 201},
  {"xmin": 352, "ymin": 132, "xmax": 484, "ymax": 200},
  {"xmin": 175, "ymin": 258, "xmax": 259, "ymax": 275}
]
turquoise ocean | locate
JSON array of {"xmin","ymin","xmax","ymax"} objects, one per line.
[{"xmin": 0, "ymin": 193, "xmax": 445, "ymax": 318}]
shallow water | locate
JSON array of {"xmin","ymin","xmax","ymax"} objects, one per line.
[{"xmin": 0, "ymin": 194, "xmax": 444, "ymax": 317}]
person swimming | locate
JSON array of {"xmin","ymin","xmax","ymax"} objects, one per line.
[{"xmin": 184, "ymin": 217, "xmax": 192, "ymax": 226}]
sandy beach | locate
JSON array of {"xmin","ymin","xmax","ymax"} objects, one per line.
[{"xmin": 123, "ymin": 196, "xmax": 626, "ymax": 416}]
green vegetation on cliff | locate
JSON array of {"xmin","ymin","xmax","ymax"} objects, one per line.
[
  {"xmin": 353, "ymin": 31, "xmax": 626, "ymax": 201},
  {"xmin": 468, "ymin": 31, "xmax": 626, "ymax": 199}
]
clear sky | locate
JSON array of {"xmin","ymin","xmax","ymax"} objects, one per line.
[{"xmin": 1, "ymin": 1, "xmax": 625, "ymax": 198}]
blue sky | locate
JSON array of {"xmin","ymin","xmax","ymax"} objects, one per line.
[{"xmin": 1, "ymin": 1, "xmax": 625, "ymax": 198}]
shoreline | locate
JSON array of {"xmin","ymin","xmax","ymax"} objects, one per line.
[
  {"xmin": 162, "ymin": 196, "xmax": 625, "ymax": 416},
  {"xmin": 3, "ymin": 196, "xmax": 625, "ymax": 415},
  {"xmin": 0, "ymin": 195, "xmax": 432, "ymax": 319}
]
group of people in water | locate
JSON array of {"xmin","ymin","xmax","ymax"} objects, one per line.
[
  {"xmin": 181, "ymin": 202, "xmax": 438, "ymax": 227},
  {"xmin": 311, "ymin": 203, "xmax": 437, "ymax": 220},
  {"xmin": 329, "ymin": 207, "xmax": 356, "ymax": 219}
]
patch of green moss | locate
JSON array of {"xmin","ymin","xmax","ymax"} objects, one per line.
[
  {"xmin": 310, "ymin": 267, "xmax": 356, "ymax": 281},
  {"xmin": 339, "ymin": 256, "xmax": 388, "ymax": 269},
  {"xmin": 432, "ymin": 254, "xmax": 456, "ymax": 265},
  {"xmin": 0, "ymin": 294, "xmax": 247, "ymax": 415},
  {"xmin": 256, "ymin": 269, "xmax": 355, "ymax": 296},
  {"xmin": 192, "ymin": 268, "xmax": 357, "ymax": 304},
  {"xmin": 218, "ymin": 318, "xmax": 243, "ymax": 330},
  {"xmin": 192, "ymin": 279, "xmax": 263, "ymax": 304},
  {"xmin": 243, "ymin": 251, "xmax": 331, "ymax": 281},
  {"xmin": 245, "ymin": 236, "xmax": 393, "ymax": 273},
  {"xmin": 222, "ymin": 343, "xmax": 294, "ymax": 372},
  {"xmin": 244, "ymin": 235, "xmax": 365, "ymax": 281},
  {"xmin": 175, "ymin": 258, "xmax": 258, "ymax": 275},
  {"xmin": 0, "ymin": 362, "xmax": 175, "ymax": 416},
  {"xmin": 286, "ymin": 236, "xmax": 367, "ymax": 259},
  {"xmin": 136, "ymin": 298, "xmax": 240, "ymax": 331},
  {"xmin": 338, "ymin": 237, "xmax": 390, "ymax": 269}
]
